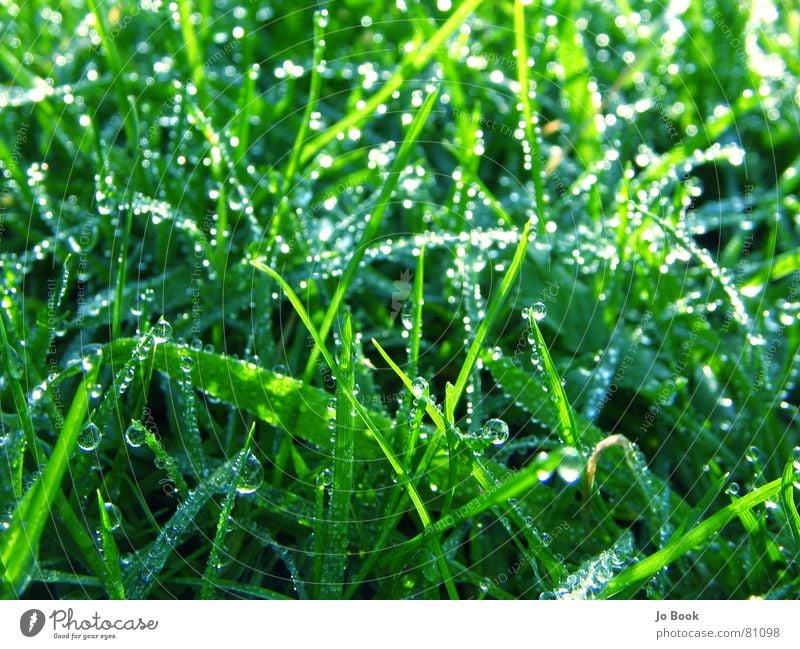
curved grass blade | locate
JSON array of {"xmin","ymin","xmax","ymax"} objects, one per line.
[
  {"xmin": 601, "ymin": 478, "xmax": 782, "ymax": 598},
  {"xmin": 780, "ymin": 459, "xmax": 800, "ymax": 556}
]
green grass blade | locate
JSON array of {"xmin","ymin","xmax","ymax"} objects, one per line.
[
  {"xmin": 527, "ymin": 316, "xmax": 579, "ymax": 447},
  {"xmin": 780, "ymin": 459, "xmax": 800, "ymax": 555},
  {"xmin": 513, "ymin": 0, "xmax": 545, "ymax": 231},
  {"xmin": 200, "ymin": 424, "xmax": 256, "ymax": 599},
  {"xmin": 449, "ymin": 217, "xmax": 533, "ymax": 420},
  {"xmin": 302, "ymin": 87, "xmax": 440, "ymax": 383},
  {"xmin": 96, "ymin": 490, "xmax": 125, "ymax": 599},
  {"xmin": 0, "ymin": 368, "xmax": 97, "ymax": 597},
  {"xmin": 251, "ymin": 260, "xmax": 458, "ymax": 598},
  {"xmin": 602, "ymin": 478, "xmax": 783, "ymax": 598},
  {"xmin": 320, "ymin": 311, "xmax": 355, "ymax": 598},
  {"xmin": 299, "ymin": 0, "xmax": 483, "ymax": 163}
]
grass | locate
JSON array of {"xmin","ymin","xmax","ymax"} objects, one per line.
[{"xmin": 0, "ymin": 0, "xmax": 799, "ymax": 600}]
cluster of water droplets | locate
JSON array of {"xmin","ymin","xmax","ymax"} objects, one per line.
[{"xmin": 543, "ymin": 533, "xmax": 636, "ymax": 600}]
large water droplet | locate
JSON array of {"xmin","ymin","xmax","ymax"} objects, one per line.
[
  {"xmin": 103, "ymin": 502, "xmax": 122, "ymax": 531},
  {"xmin": 236, "ymin": 452, "xmax": 264, "ymax": 495},
  {"xmin": 152, "ymin": 318, "xmax": 172, "ymax": 344},
  {"xmin": 125, "ymin": 423, "xmax": 145, "ymax": 448},
  {"xmin": 725, "ymin": 482, "xmax": 740, "ymax": 497},
  {"xmin": 411, "ymin": 376, "xmax": 429, "ymax": 399},
  {"xmin": 482, "ymin": 418, "xmax": 509, "ymax": 445},
  {"xmin": 531, "ymin": 301, "xmax": 547, "ymax": 321},
  {"xmin": 78, "ymin": 422, "xmax": 102, "ymax": 452},
  {"xmin": 557, "ymin": 447, "xmax": 583, "ymax": 484}
]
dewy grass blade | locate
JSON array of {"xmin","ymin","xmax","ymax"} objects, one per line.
[
  {"xmin": 513, "ymin": 0, "xmax": 545, "ymax": 233},
  {"xmin": 201, "ymin": 424, "xmax": 256, "ymax": 599},
  {"xmin": 123, "ymin": 459, "xmax": 239, "ymax": 599},
  {"xmin": 251, "ymin": 260, "xmax": 458, "ymax": 598},
  {"xmin": 527, "ymin": 315, "xmax": 579, "ymax": 447},
  {"xmin": 320, "ymin": 311, "xmax": 355, "ymax": 598},
  {"xmin": 302, "ymin": 87, "xmax": 440, "ymax": 384},
  {"xmin": 0, "ymin": 367, "xmax": 97, "ymax": 597},
  {"xmin": 96, "ymin": 490, "xmax": 125, "ymax": 599},
  {"xmin": 449, "ymin": 218, "xmax": 533, "ymax": 421},
  {"xmin": 602, "ymin": 478, "xmax": 783, "ymax": 598},
  {"xmin": 299, "ymin": 0, "xmax": 484, "ymax": 163}
]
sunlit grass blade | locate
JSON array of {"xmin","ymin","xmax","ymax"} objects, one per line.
[
  {"xmin": 602, "ymin": 478, "xmax": 783, "ymax": 598},
  {"xmin": 300, "ymin": 0, "xmax": 483, "ymax": 163},
  {"xmin": 0, "ymin": 368, "xmax": 97, "ymax": 597},
  {"xmin": 302, "ymin": 87, "xmax": 440, "ymax": 383},
  {"xmin": 780, "ymin": 459, "xmax": 800, "ymax": 556},
  {"xmin": 96, "ymin": 490, "xmax": 125, "ymax": 599}
]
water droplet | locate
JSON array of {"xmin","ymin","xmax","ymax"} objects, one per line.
[
  {"xmin": 180, "ymin": 354, "xmax": 194, "ymax": 374},
  {"xmin": 725, "ymin": 482, "xmax": 740, "ymax": 497},
  {"xmin": 152, "ymin": 318, "xmax": 172, "ymax": 344},
  {"xmin": 531, "ymin": 301, "xmax": 547, "ymax": 321},
  {"xmin": 125, "ymin": 424, "xmax": 145, "ymax": 448},
  {"xmin": 411, "ymin": 376, "xmax": 429, "ymax": 399},
  {"xmin": 482, "ymin": 418, "xmax": 509, "ymax": 445},
  {"xmin": 745, "ymin": 446, "xmax": 760, "ymax": 463},
  {"xmin": 479, "ymin": 578, "xmax": 492, "ymax": 593},
  {"xmin": 78, "ymin": 422, "xmax": 102, "ymax": 452},
  {"xmin": 236, "ymin": 452, "xmax": 264, "ymax": 495},
  {"xmin": 103, "ymin": 502, "xmax": 122, "ymax": 531},
  {"xmin": 557, "ymin": 447, "xmax": 583, "ymax": 484},
  {"xmin": 273, "ymin": 364, "xmax": 287, "ymax": 378}
]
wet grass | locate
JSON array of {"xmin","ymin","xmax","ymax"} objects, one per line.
[{"xmin": 0, "ymin": 0, "xmax": 799, "ymax": 599}]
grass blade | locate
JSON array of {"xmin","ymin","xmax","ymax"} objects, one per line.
[
  {"xmin": 302, "ymin": 87, "xmax": 440, "ymax": 383},
  {"xmin": 320, "ymin": 311, "xmax": 355, "ymax": 598},
  {"xmin": 96, "ymin": 490, "xmax": 125, "ymax": 599},
  {"xmin": 602, "ymin": 478, "xmax": 783, "ymax": 598}
]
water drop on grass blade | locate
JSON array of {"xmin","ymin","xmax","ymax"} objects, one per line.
[
  {"xmin": 556, "ymin": 447, "xmax": 583, "ymax": 483},
  {"xmin": 125, "ymin": 424, "xmax": 145, "ymax": 448},
  {"xmin": 236, "ymin": 452, "xmax": 264, "ymax": 495},
  {"xmin": 78, "ymin": 422, "xmax": 102, "ymax": 452}
]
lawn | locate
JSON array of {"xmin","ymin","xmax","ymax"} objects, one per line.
[{"xmin": 1, "ymin": 0, "xmax": 799, "ymax": 599}]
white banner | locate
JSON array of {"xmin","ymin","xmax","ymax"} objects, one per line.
[{"xmin": 1, "ymin": 601, "xmax": 798, "ymax": 648}]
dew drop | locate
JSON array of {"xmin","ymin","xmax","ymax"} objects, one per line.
[
  {"xmin": 725, "ymin": 482, "xmax": 740, "ymax": 497},
  {"xmin": 482, "ymin": 418, "xmax": 509, "ymax": 445},
  {"xmin": 78, "ymin": 422, "xmax": 102, "ymax": 452},
  {"xmin": 103, "ymin": 502, "xmax": 122, "ymax": 531},
  {"xmin": 152, "ymin": 318, "xmax": 172, "ymax": 344},
  {"xmin": 411, "ymin": 376, "xmax": 429, "ymax": 399},
  {"xmin": 531, "ymin": 301, "xmax": 547, "ymax": 321},
  {"xmin": 236, "ymin": 452, "xmax": 264, "ymax": 495},
  {"xmin": 556, "ymin": 447, "xmax": 583, "ymax": 484},
  {"xmin": 124, "ymin": 423, "xmax": 145, "ymax": 448}
]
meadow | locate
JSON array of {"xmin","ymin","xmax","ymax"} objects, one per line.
[{"xmin": 0, "ymin": 0, "xmax": 799, "ymax": 599}]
